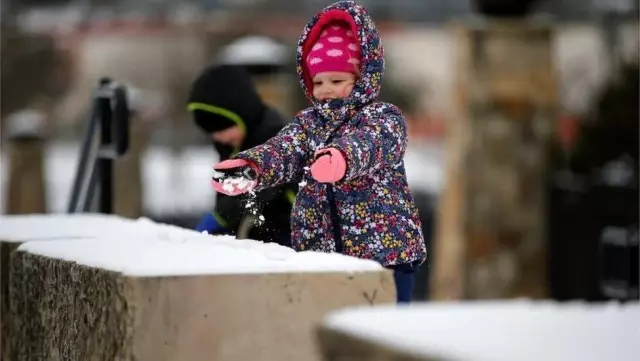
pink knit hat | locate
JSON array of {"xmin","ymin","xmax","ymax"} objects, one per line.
[{"xmin": 305, "ymin": 22, "xmax": 361, "ymax": 78}]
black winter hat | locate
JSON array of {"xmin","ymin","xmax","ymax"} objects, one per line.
[{"xmin": 187, "ymin": 64, "xmax": 265, "ymax": 134}]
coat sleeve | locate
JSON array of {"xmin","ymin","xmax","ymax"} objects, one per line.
[
  {"xmin": 234, "ymin": 117, "xmax": 309, "ymax": 191},
  {"xmin": 329, "ymin": 105, "xmax": 408, "ymax": 181}
]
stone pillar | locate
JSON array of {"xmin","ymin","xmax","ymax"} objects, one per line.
[
  {"xmin": 431, "ymin": 19, "xmax": 557, "ymax": 300},
  {"xmin": 4, "ymin": 107, "xmax": 49, "ymax": 215},
  {"xmin": 113, "ymin": 118, "xmax": 147, "ymax": 219}
]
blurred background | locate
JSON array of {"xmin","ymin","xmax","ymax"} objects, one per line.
[{"xmin": 0, "ymin": 0, "xmax": 638, "ymax": 302}]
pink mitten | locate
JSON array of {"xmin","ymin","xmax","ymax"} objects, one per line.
[
  {"xmin": 310, "ymin": 148, "xmax": 347, "ymax": 183},
  {"xmin": 211, "ymin": 159, "xmax": 258, "ymax": 196}
]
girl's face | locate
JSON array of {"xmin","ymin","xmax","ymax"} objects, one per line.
[{"xmin": 312, "ymin": 72, "xmax": 356, "ymax": 102}]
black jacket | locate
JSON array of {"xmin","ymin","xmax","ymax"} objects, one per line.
[
  {"xmin": 188, "ymin": 65, "xmax": 296, "ymax": 247},
  {"xmin": 214, "ymin": 107, "xmax": 297, "ymax": 247}
]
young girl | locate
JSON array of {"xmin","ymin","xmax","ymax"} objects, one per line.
[{"xmin": 211, "ymin": 0, "xmax": 427, "ymax": 303}]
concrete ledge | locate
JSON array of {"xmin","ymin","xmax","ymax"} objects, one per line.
[
  {"xmin": 317, "ymin": 301, "xmax": 640, "ymax": 361},
  {"xmin": 1, "ymin": 214, "xmax": 395, "ymax": 361}
]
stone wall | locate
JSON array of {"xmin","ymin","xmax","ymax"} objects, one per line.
[{"xmin": 1, "ymin": 214, "xmax": 395, "ymax": 361}]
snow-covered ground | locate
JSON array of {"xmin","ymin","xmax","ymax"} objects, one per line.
[
  {"xmin": 322, "ymin": 301, "xmax": 640, "ymax": 361},
  {"xmin": 1, "ymin": 213, "xmax": 385, "ymax": 276},
  {"xmin": 0, "ymin": 140, "xmax": 445, "ymax": 216}
]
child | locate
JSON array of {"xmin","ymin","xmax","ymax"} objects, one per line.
[
  {"xmin": 188, "ymin": 64, "xmax": 297, "ymax": 248},
  {"xmin": 211, "ymin": 0, "xmax": 427, "ymax": 303}
]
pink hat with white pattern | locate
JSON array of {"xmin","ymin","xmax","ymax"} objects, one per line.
[{"xmin": 305, "ymin": 22, "xmax": 361, "ymax": 78}]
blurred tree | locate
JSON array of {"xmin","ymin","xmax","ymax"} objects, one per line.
[
  {"xmin": 546, "ymin": 62, "xmax": 639, "ymax": 302},
  {"xmin": 568, "ymin": 63, "xmax": 639, "ymax": 174},
  {"xmin": 432, "ymin": 22, "xmax": 556, "ymax": 300}
]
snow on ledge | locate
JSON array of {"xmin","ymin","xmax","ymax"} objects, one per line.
[
  {"xmin": 322, "ymin": 301, "xmax": 640, "ymax": 361},
  {"xmin": 0, "ymin": 213, "xmax": 138, "ymax": 242},
  {"xmin": 9, "ymin": 214, "xmax": 384, "ymax": 276}
]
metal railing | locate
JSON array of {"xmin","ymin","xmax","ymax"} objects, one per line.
[{"xmin": 67, "ymin": 77, "xmax": 130, "ymax": 214}]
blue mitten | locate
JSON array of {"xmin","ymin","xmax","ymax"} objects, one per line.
[{"xmin": 195, "ymin": 213, "xmax": 225, "ymax": 234}]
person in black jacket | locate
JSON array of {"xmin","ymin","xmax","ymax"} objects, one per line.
[{"xmin": 187, "ymin": 64, "xmax": 297, "ymax": 248}]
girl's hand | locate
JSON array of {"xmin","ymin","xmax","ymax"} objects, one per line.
[
  {"xmin": 211, "ymin": 159, "xmax": 258, "ymax": 196},
  {"xmin": 310, "ymin": 148, "xmax": 346, "ymax": 183}
]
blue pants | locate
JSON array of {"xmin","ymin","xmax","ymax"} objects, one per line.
[{"xmin": 389, "ymin": 262, "xmax": 419, "ymax": 303}]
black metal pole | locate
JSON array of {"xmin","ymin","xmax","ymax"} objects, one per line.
[
  {"xmin": 67, "ymin": 77, "xmax": 130, "ymax": 215},
  {"xmin": 82, "ymin": 159, "xmax": 100, "ymax": 212},
  {"xmin": 98, "ymin": 80, "xmax": 114, "ymax": 214},
  {"xmin": 113, "ymin": 86, "xmax": 130, "ymax": 156},
  {"xmin": 67, "ymin": 102, "xmax": 99, "ymax": 213}
]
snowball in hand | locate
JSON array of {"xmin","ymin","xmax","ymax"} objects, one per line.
[{"xmin": 222, "ymin": 177, "xmax": 253, "ymax": 193}]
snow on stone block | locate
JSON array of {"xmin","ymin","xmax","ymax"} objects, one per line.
[
  {"xmin": 317, "ymin": 301, "xmax": 640, "ymax": 361},
  {"xmin": 13, "ymin": 215, "xmax": 384, "ymax": 275},
  {"xmin": 5, "ymin": 215, "xmax": 395, "ymax": 361},
  {"xmin": 0, "ymin": 213, "xmax": 137, "ymax": 242},
  {"xmin": 17, "ymin": 235, "xmax": 385, "ymax": 276}
]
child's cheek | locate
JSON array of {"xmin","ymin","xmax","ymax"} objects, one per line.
[{"xmin": 342, "ymin": 84, "xmax": 354, "ymax": 98}]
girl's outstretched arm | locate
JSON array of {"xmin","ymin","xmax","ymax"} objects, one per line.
[
  {"xmin": 234, "ymin": 117, "xmax": 308, "ymax": 190},
  {"xmin": 328, "ymin": 104, "xmax": 407, "ymax": 181}
]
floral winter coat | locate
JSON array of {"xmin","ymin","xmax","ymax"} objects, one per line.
[{"xmin": 235, "ymin": 0, "xmax": 427, "ymax": 267}]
